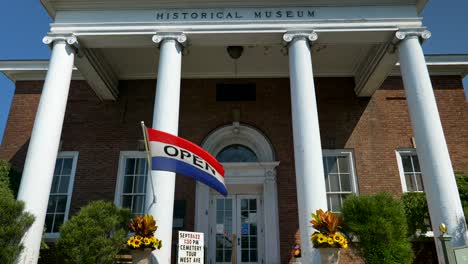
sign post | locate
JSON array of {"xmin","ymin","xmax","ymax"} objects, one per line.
[{"xmin": 177, "ymin": 231, "xmax": 204, "ymax": 263}]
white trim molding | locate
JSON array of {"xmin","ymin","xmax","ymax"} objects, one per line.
[
  {"xmin": 45, "ymin": 151, "xmax": 79, "ymax": 240},
  {"xmin": 196, "ymin": 123, "xmax": 281, "ymax": 263},
  {"xmin": 114, "ymin": 151, "xmax": 147, "ymax": 209},
  {"xmin": 201, "ymin": 123, "xmax": 275, "ymax": 162},
  {"xmin": 322, "ymin": 149, "xmax": 359, "ymax": 212}
]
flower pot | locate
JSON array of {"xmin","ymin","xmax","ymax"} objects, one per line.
[
  {"xmin": 318, "ymin": 248, "xmax": 340, "ymax": 264},
  {"xmin": 130, "ymin": 248, "xmax": 153, "ymax": 264}
]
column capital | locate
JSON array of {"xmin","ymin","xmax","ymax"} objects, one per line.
[
  {"xmin": 283, "ymin": 31, "xmax": 318, "ymax": 44},
  {"xmin": 152, "ymin": 32, "xmax": 187, "ymax": 46},
  {"xmin": 42, "ymin": 34, "xmax": 79, "ymax": 49},
  {"xmin": 395, "ymin": 29, "xmax": 431, "ymax": 41}
]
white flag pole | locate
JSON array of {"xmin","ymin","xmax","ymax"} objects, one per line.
[{"xmin": 141, "ymin": 121, "xmax": 157, "ymax": 209}]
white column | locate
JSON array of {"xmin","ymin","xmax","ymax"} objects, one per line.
[
  {"xmin": 146, "ymin": 33, "xmax": 186, "ymax": 264},
  {"xmin": 263, "ymin": 169, "xmax": 281, "ymax": 263},
  {"xmin": 16, "ymin": 36, "xmax": 77, "ymax": 264},
  {"xmin": 397, "ymin": 30, "xmax": 468, "ymax": 262},
  {"xmin": 284, "ymin": 32, "xmax": 328, "ymax": 263}
]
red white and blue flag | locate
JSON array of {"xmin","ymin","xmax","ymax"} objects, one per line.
[{"xmin": 145, "ymin": 127, "xmax": 227, "ymax": 196}]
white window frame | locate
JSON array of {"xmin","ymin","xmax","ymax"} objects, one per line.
[
  {"xmin": 396, "ymin": 148, "xmax": 424, "ymax": 193},
  {"xmin": 46, "ymin": 151, "xmax": 79, "ymax": 239},
  {"xmin": 114, "ymin": 151, "xmax": 147, "ymax": 212},
  {"xmin": 322, "ymin": 149, "xmax": 359, "ymax": 212}
]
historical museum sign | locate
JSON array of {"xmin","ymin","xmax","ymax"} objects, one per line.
[{"xmin": 155, "ymin": 7, "xmax": 316, "ymax": 22}]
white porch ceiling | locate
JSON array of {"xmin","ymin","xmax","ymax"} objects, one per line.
[{"xmin": 100, "ymin": 43, "xmax": 372, "ymax": 79}]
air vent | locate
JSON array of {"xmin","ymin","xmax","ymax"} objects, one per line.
[{"xmin": 216, "ymin": 83, "xmax": 256, "ymax": 101}]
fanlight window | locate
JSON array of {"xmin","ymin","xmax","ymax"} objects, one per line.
[{"xmin": 216, "ymin": 144, "xmax": 258, "ymax": 162}]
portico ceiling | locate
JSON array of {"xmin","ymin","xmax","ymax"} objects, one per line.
[{"xmin": 99, "ymin": 43, "xmax": 372, "ymax": 79}]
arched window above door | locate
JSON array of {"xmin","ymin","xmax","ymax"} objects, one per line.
[
  {"xmin": 216, "ymin": 144, "xmax": 258, "ymax": 162},
  {"xmin": 201, "ymin": 123, "xmax": 275, "ymax": 162}
]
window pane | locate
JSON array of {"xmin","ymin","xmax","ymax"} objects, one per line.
[
  {"xmin": 241, "ymin": 199, "xmax": 248, "ymax": 211},
  {"xmin": 125, "ymin": 159, "xmax": 136, "ymax": 175},
  {"xmin": 328, "ymin": 173, "xmax": 340, "ymax": 192},
  {"xmin": 133, "ymin": 176, "xmax": 146, "ymax": 193},
  {"xmin": 47, "ymin": 196, "xmax": 56, "ymax": 213},
  {"xmin": 51, "ymin": 176, "xmax": 60, "ymax": 194},
  {"xmin": 413, "ymin": 156, "xmax": 421, "ymax": 172},
  {"xmin": 401, "ymin": 155, "xmax": 413, "ymax": 172},
  {"xmin": 250, "ymin": 249, "xmax": 258, "ymax": 262},
  {"xmin": 405, "ymin": 173, "xmax": 415, "ymax": 192},
  {"xmin": 216, "ymin": 144, "xmax": 258, "ymax": 162},
  {"xmin": 328, "ymin": 194, "xmax": 341, "ymax": 212},
  {"xmin": 338, "ymin": 156, "xmax": 350, "ymax": 173},
  {"xmin": 250, "ymin": 236, "xmax": 257, "ymax": 249},
  {"xmin": 54, "ymin": 159, "xmax": 63, "ymax": 175},
  {"xmin": 45, "ymin": 214, "xmax": 54, "ymax": 233},
  {"xmin": 133, "ymin": 195, "xmax": 145, "ymax": 215},
  {"xmin": 340, "ymin": 173, "xmax": 351, "ymax": 192},
  {"xmin": 242, "ymin": 250, "xmax": 249, "ymax": 262},
  {"xmin": 123, "ymin": 176, "xmax": 134, "ymax": 193},
  {"xmin": 249, "ymin": 199, "xmax": 256, "ymax": 211},
  {"xmin": 53, "ymin": 214, "xmax": 65, "ymax": 233},
  {"xmin": 62, "ymin": 159, "xmax": 73, "ymax": 175},
  {"xmin": 216, "ymin": 250, "xmax": 223, "ymax": 262},
  {"xmin": 326, "ymin": 157, "xmax": 338, "ymax": 173},
  {"xmin": 58, "ymin": 176, "xmax": 70, "ymax": 193},
  {"xmin": 415, "ymin": 173, "xmax": 424, "ymax": 191},
  {"xmin": 122, "ymin": 195, "xmax": 133, "ymax": 209},
  {"xmin": 135, "ymin": 159, "xmax": 147, "ymax": 175},
  {"xmin": 56, "ymin": 195, "xmax": 68, "ymax": 213}
]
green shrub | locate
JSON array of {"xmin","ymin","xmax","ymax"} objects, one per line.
[
  {"xmin": 401, "ymin": 192, "xmax": 430, "ymax": 236},
  {"xmin": 0, "ymin": 180, "xmax": 35, "ymax": 264},
  {"xmin": 57, "ymin": 200, "xmax": 130, "ymax": 264},
  {"xmin": 342, "ymin": 193, "xmax": 414, "ymax": 264},
  {"xmin": 456, "ymin": 172, "xmax": 468, "ymax": 225},
  {"xmin": 0, "ymin": 160, "xmax": 22, "ymax": 197}
]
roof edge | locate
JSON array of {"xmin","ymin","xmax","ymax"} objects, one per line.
[{"xmin": 1, "ymin": 54, "xmax": 467, "ymax": 82}]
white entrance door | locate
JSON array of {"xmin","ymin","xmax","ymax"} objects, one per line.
[{"xmin": 211, "ymin": 195, "xmax": 263, "ymax": 264}]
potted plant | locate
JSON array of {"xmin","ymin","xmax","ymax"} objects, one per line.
[
  {"xmin": 290, "ymin": 243, "xmax": 302, "ymax": 263},
  {"xmin": 310, "ymin": 209, "xmax": 348, "ymax": 264},
  {"xmin": 126, "ymin": 214, "xmax": 162, "ymax": 264}
]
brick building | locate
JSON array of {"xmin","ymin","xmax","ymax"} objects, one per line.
[{"xmin": 1, "ymin": 0, "xmax": 468, "ymax": 263}]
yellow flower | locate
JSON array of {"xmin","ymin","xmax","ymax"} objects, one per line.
[
  {"xmin": 135, "ymin": 235, "xmax": 143, "ymax": 241},
  {"xmin": 342, "ymin": 242, "xmax": 348, "ymax": 249},
  {"xmin": 327, "ymin": 237, "xmax": 334, "ymax": 245},
  {"xmin": 333, "ymin": 233, "xmax": 343, "ymax": 243},
  {"xmin": 133, "ymin": 239, "xmax": 142, "ymax": 248},
  {"xmin": 143, "ymin": 237, "xmax": 151, "ymax": 245},
  {"xmin": 127, "ymin": 237, "xmax": 135, "ymax": 247},
  {"xmin": 317, "ymin": 234, "xmax": 327, "ymax": 244}
]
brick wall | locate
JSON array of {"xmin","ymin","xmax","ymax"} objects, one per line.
[{"xmin": 1, "ymin": 76, "xmax": 467, "ymax": 263}]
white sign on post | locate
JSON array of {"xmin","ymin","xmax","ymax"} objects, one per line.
[{"xmin": 178, "ymin": 231, "xmax": 204, "ymax": 263}]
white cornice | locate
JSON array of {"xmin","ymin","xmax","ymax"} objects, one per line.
[
  {"xmin": 0, "ymin": 60, "xmax": 83, "ymax": 82},
  {"xmin": 1, "ymin": 54, "xmax": 467, "ymax": 82},
  {"xmin": 41, "ymin": 0, "xmax": 428, "ymax": 18}
]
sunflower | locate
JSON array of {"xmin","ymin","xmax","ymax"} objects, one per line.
[
  {"xmin": 317, "ymin": 234, "xmax": 327, "ymax": 244},
  {"xmin": 342, "ymin": 242, "xmax": 348, "ymax": 249},
  {"xmin": 127, "ymin": 237, "xmax": 135, "ymax": 247},
  {"xmin": 143, "ymin": 237, "xmax": 151, "ymax": 246},
  {"xmin": 327, "ymin": 237, "xmax": 334, "ymax": 245},
  {"xmin": 133, "ymin": 239, "xmax": 142, "ymax": 248},
  {"xmin": 333, "ymin": 233, "xmax": 343, "ymax": 243}
]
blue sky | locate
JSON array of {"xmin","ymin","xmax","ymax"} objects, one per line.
[{"xmin": 1, "ymin": 0, "xmax": 468, "ymax": 144}]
